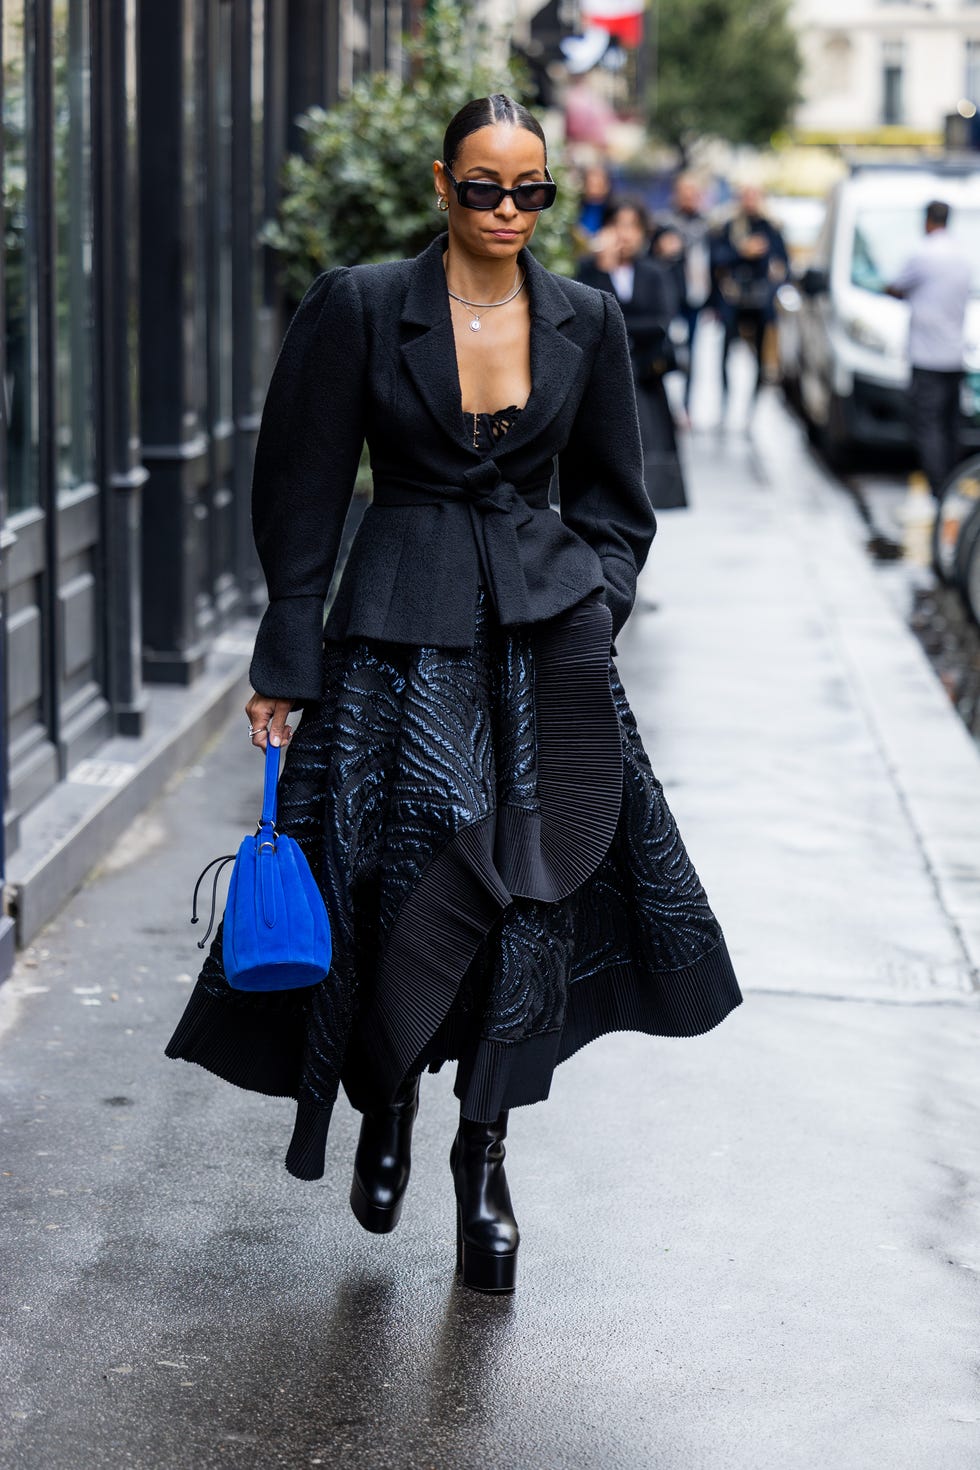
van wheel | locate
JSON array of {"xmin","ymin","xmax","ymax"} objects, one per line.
[
  {"xmin": 933, "ymin": 455, "xmax": 980, "ymax": 583},
  {"xmin": 821, "ymin": 392, "xmax": 853, "ymax": 474},
  {"xmin": 963, "ymin": 532, "xmax": 980, "ymax": 628},
  {"xmin": 954, "ymin": 500, "xmax": 980, "ymax": 623}
]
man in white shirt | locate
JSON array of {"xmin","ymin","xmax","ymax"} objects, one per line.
[{"xmin": 887, "ymin": 200, "xmax": 973, "ymax": 497}]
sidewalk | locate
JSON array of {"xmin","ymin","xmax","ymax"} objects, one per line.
[
  {"xmin": 625, "ymin": 392, "xmax": 980, "ymax": 995},
  {"xmin": 2, "ymin": 390, "xmax": 979, "ymax": 1470}
]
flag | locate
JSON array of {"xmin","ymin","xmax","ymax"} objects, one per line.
[{"xmin": 580, "ymin": 0, "xmax": 645, "ymax": 49}]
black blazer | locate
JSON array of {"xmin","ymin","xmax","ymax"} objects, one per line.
[
  {"xmin": 575, "ymin": 256, "xmax": 678, "ymax": 373},
  {"xmin": 249, "ymin": 231, "xmax": 656, "ymax": 703}
]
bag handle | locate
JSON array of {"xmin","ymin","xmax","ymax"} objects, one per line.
[{"xmin": 260, "ymin": 739, "xmax": 281, "ymax": 829}]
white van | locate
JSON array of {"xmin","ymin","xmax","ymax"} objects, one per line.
[{"xmin": 782, "ymin": 162, "xmax": 980, "ymax": 467}]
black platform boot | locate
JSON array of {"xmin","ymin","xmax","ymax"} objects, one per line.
[
  {"xmin": 450, "ymin": 1112, "xmax": 520, "ymax": 1294},
  {"xmin": 349, "ymin": 1074, "xmax": 420, "ymax": 1234}
]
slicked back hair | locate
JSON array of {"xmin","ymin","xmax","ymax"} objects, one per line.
[{"xmin": 442, "ymin": 94, "xmax": 547, "ymax": 171}]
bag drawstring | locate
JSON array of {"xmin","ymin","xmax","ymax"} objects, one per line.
[
  {"xmin": 190, "ymin": 749, "xmax": 281, "ymax": 954},
  {"xmin": 191, "ymin": 853, "xmax": 236, "ymax": 949}
]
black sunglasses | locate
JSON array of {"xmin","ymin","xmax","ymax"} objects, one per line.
[{"xmin": 442, "ymin": 163, "xmax": 557, "ymax": 213}]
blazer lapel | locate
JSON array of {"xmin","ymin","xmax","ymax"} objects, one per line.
[
  {"xmin": 399, "ymin": 231, "xmax": 583, "ymax": 460},
  {"xmin": 400, "ymin": 233, "xmax": 475, "ymax": 453},
  {"xmin": 492, "ymin": 246, "xmax": 582, "ymax": 460}
]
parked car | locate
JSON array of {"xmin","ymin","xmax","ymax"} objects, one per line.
[{"xmin": 776, "ymin": 162, "xmax": 980, "ymax": 467}]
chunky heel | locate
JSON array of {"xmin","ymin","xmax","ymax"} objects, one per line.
[
  {"xmin": 350, "ymin": 1172, "xmax": 404, "ymax": 1234},
  {"xmin": 349, "ymin": 1074, "xmax": 420, "ymax": 1235},
  {"xmin": 456, "ymin": 1216, "xmax": 518, "ymax": 1293},
  {"xmin": 451, "ymin": 1112, "xmax": 520, "ymax": 1295}
]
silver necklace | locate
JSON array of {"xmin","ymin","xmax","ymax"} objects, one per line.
[{"xmin": 447, "ymin": 269, "xmax": 526, "ymax": 332}]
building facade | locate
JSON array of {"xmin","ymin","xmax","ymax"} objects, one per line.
[
  {"xmin": 0, "ymin": 1, "xmax": 415, "ymax": 969},
  {"xmin": 793, "ymin": 0, "xmax": 980, "ymax": 142}
]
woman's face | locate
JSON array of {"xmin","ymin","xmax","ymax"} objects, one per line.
[
  {"xmin": 434, "ymin": 123, "xmax": 547, "ymax": 262},
  {"xmin": 583, "ymin": 164, "xmax": 610, "ymax": 201},
  {"xmin": 612, "ymin": 208, "xmax": 647, "ymax": 262}
]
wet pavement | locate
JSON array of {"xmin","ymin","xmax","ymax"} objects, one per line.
[{"xmin": 2, "ymin": 344, "xmax": 980, "ymax": 1468}]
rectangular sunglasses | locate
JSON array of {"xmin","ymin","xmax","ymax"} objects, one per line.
[{"xmin": 443, "ymin": 163, "xmax": 557, "ymax": 212}]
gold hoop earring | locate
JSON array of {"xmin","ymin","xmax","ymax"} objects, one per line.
[{"xmin": 436, "ymin": 196, "xmax": 449, "ymax": 212}]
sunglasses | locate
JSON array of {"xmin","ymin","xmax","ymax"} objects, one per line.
[{"xmin": 442, "ymin": 163, "xmax": 557, "ymax": 213}]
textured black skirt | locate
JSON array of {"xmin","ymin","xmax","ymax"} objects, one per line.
[{"xmin": 166, "ymin": 590, "xmax": 742, "ymax": 1180}]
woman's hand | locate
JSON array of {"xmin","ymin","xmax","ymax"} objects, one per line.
[
  {"xmin": 245, "ymin": 692, "xmax": 294, "ymax": 751},
  {"xmin": 739, "ymin": 232, "xmax": 768, "ymax": 260},
  {"xmin": 654, "ymin": 229, "xmax": 683, "ymax": 262}
]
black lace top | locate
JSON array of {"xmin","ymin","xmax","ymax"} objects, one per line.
[{"xmin": 466, "ymin": 404, "xmax": 524, "ymax": 452}]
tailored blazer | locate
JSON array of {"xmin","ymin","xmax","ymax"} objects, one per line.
[
  {"xmin": 248, "ymin": 230, "xmax": 657, "ymax": 704},
  {"xmin": 575, "ymin": 256, "xmax": 678, "ymax": 377}
]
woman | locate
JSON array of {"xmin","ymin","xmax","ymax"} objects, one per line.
[
  {"xmin": 578, "ymin": 199, "xmax": 687, "ymax": 509},
  {"xmin": 166, "ymin": 95, "xmax": 742, "ymax": 1294},
  {"xmin": 574, "ymin": 160, "xmax": 613, "ymax": 246}
]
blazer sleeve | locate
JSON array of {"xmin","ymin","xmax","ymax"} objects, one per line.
[
  {"xmin": 248, "ymin": 266, "xmax": 367, "ymax": 704},
  {"xmin": 557, "ymin": 288, "xmax": 657, "ymax": 638}
]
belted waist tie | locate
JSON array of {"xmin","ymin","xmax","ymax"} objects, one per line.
[{"xmin": 372, "ymin": 460, "xmax": 553, "ymax": 626}]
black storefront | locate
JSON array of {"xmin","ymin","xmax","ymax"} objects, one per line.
[{"xmin": 0, "ymin": 1, "xmax": 414, "ymax": 970}]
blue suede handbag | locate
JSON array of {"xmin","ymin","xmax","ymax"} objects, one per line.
[{"xmin": 190, "ymin": 740, "xmax": 331, "ymax": 991}]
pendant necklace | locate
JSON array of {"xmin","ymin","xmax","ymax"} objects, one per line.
[{"xmin": 447, "ymin": 269, "xmax": 526, "ymax": 332}]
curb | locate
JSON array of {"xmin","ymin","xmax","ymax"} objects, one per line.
[{"xmin": 758, "ymin": 417, "xmax": 980, "ymax": 984}]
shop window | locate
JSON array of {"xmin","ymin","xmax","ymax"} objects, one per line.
[
  {"xmin": 342, "ymin": 0, "xmax": 370, "ymax": 91},
  {"xmin": 3, "ymin": 0, "xmax": 40, "ymax": 515},
  {"xmin": 125, "ymin": 0, "xmax": 139, "ymax": 439},
  {"xmin": 52, "ymin": 0, "xmax": 95, "ymax": 494},
  {"xmin": 212, "ymin": 0, "xmax": 233, "ymax": 429},
  {"xmin": 966, "ymin": 38, "xmax": 980, "ymax": 106},
  {"xmin": 881, "ymin": 38, "xmax": 905, "ymax": 126},
  {"xmin": 184, "ymin": 2, "xmax": 207, "ymax": 434},
  {"xmin": 822, "ymin": 34, "xmax": 853, "ymax": 97},
  {"xmin": 251, "ymin": 0, "xmax": 270, "ymax": 403}
]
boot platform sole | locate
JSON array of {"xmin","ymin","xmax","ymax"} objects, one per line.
[
  {"xmin": 455, "ymin": 1210, "xmax": 518, "ymax": 1293},
  {"xmin": 350, "ymin": 1172, "xmax": 405, "ymax": 1234}
]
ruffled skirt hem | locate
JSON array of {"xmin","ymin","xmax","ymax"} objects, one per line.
[{"xmin": 166, "ymin": 938, "xmax": 741, "ymax": 1181}]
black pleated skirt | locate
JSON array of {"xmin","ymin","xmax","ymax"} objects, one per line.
[{"xmin": 166, "ymin": 590, "xmax": 742, "ymax": 1180}]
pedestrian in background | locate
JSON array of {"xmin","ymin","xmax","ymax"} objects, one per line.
[
  {"xmin": 574, "ymin": 159, "xmax": 613, "ymax": 248},
  {"xmin": 711, "ymin": 185, "xmax": 789, "ymax": 417},
  {"xmin": 652, "ymin": 173, "xmax": 712, "ymax": 421},
  {"xmin": 887, "ymin": 200, "xmax": 972, "ymax": 498},
  {"xmin": 578, "ymin": 198, "xmax": 688, "ymax": 509},
  {"xmin": 166, "ymin": 96, "xmax": 741, "ymax": 1294}
]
